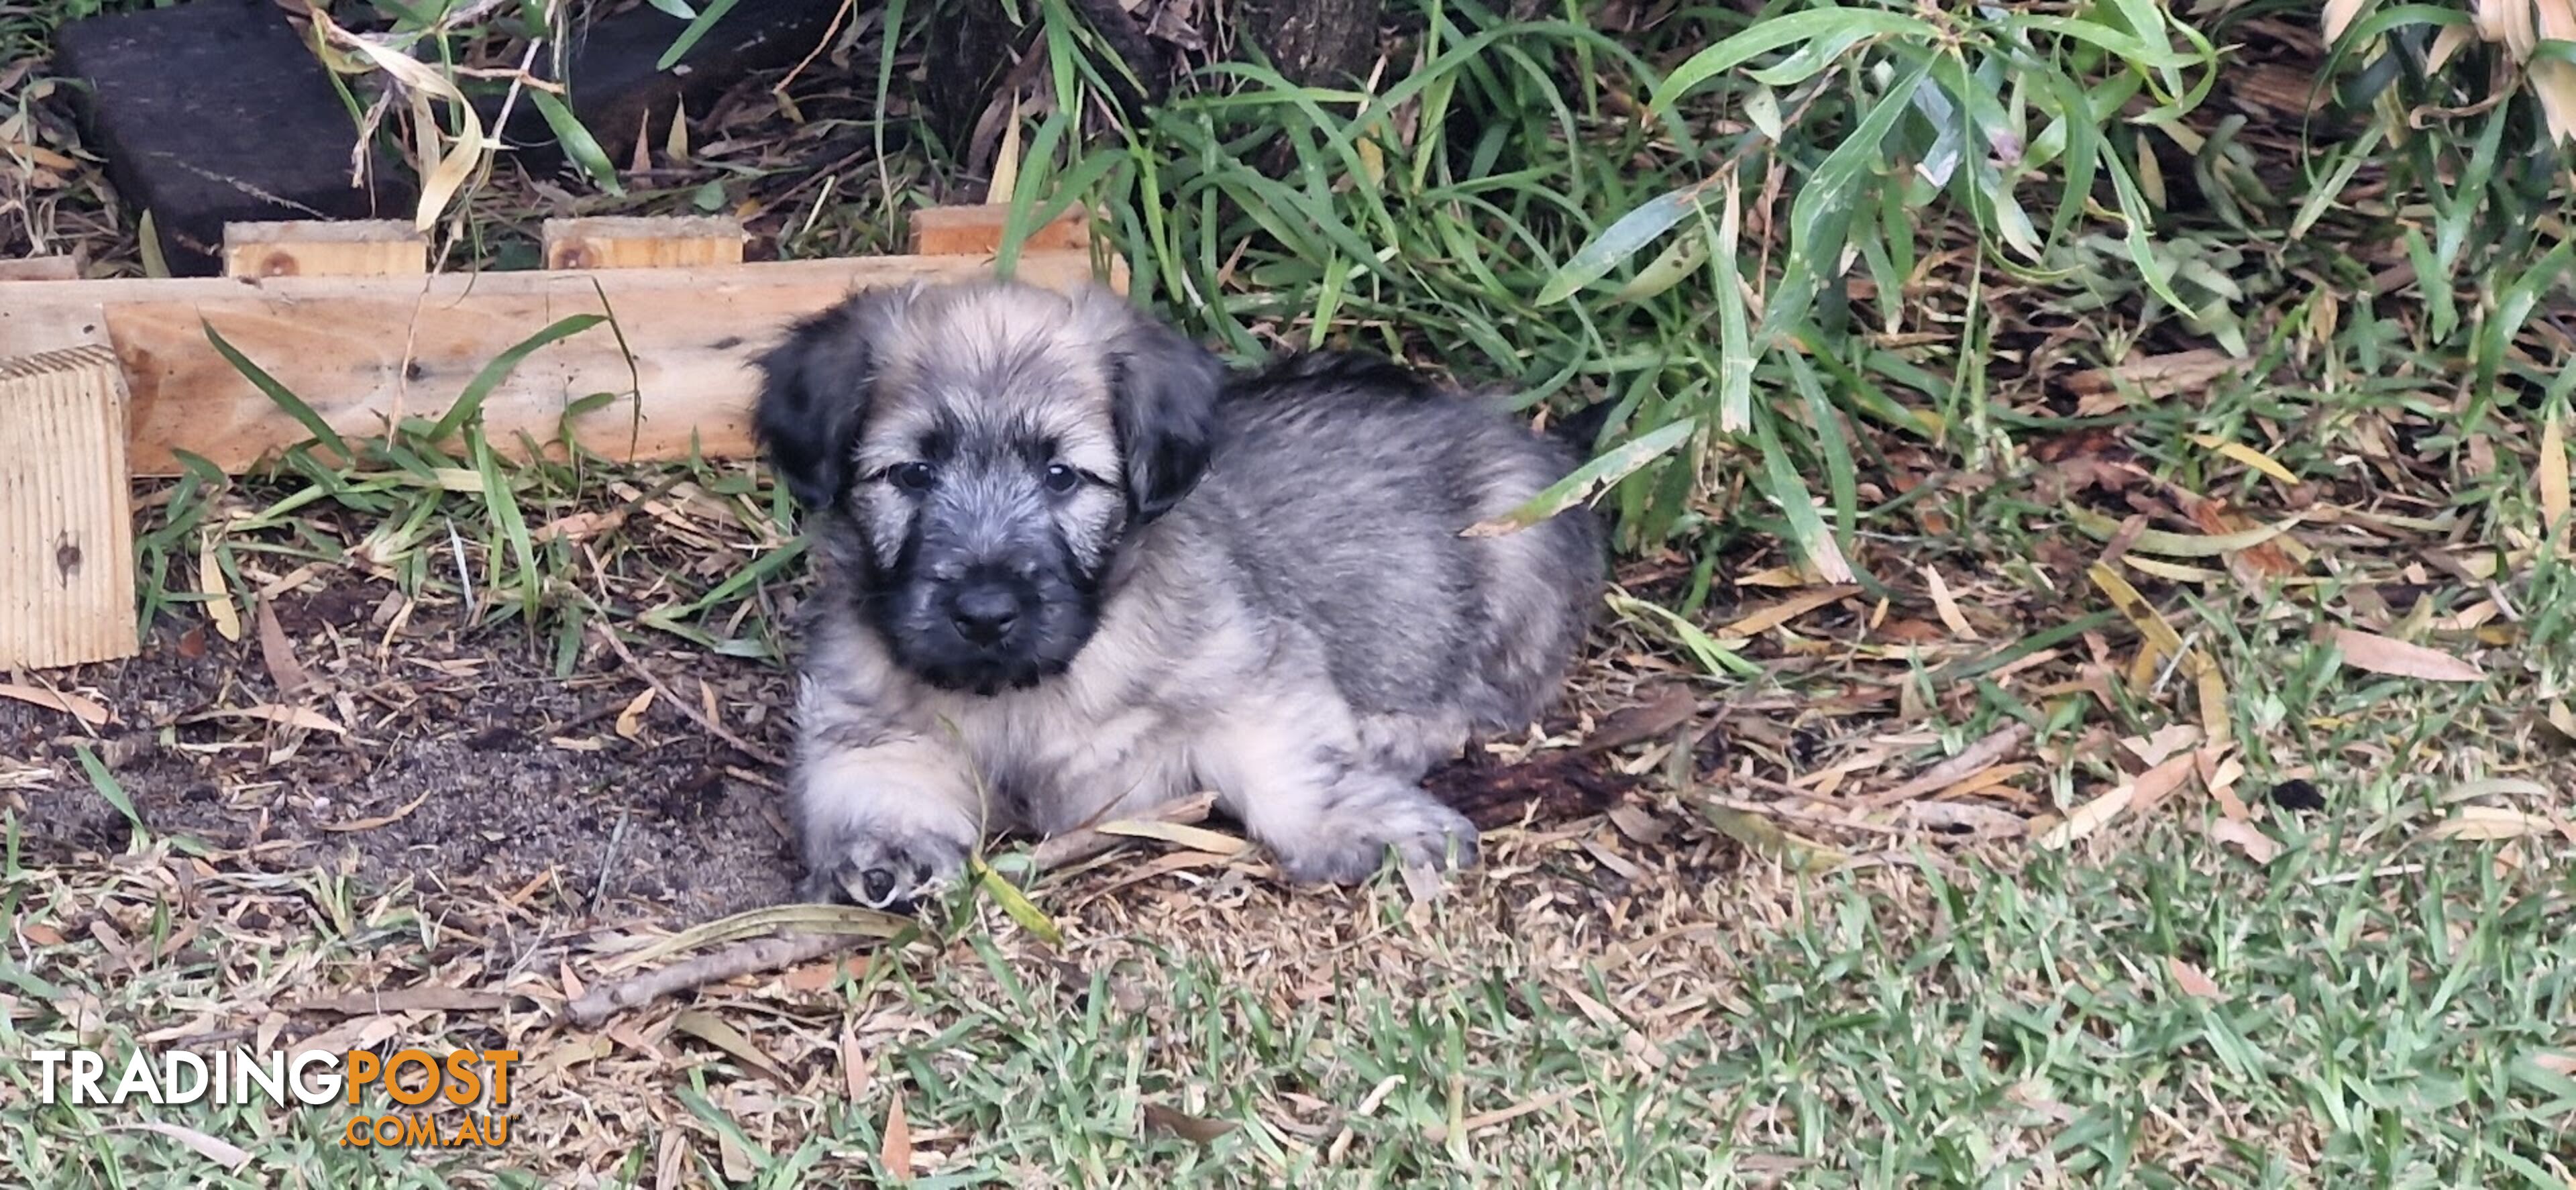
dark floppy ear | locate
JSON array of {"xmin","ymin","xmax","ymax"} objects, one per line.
[
  {"xmin": 1104, "ymin": 311, "xmax": 1224, "ymax": 524},
  {"xmin": 752, "ymin": 290, "xmax": 904, "ymax": 511}
]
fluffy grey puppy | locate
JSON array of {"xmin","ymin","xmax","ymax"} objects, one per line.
[{"xmin": 752, "ymin": 277, "xmax": 1601, "ymax": 907}]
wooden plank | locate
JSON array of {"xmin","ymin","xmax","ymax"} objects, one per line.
[
  {"xmin": 908, "ymin": 206, "xmax": 1095, "ymax": 257},
  {"xmin": 543, "ymin": 216, "xmax": 747, "ymax": 270},
  {"xmin": 223, "ymin": 221, "xmax": 428, "ymax": 278},
  {"xmin": 1, "ymin": 345, "xmax": 138, "ymax": 670},
  {"xmin": 0, "ymin": 258, "xmax": 80, "ymax": 281},
  {"xmin": 0, "ymin": 249, "xmax": 1128, "ymax": 476}
]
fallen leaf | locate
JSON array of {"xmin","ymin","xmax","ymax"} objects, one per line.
[
  {"xmin": 186, "ymin": 704, "xmax": 346, "ymax": 735},
  {"xmin": 672, "ymin": 1009, "xmax": 792, "ymax": 1085},
  {"xmin": 2330, "ymin": 627, "xmax": 2487, "ymax": 682},
  {"xmin": 1091, "ymin": 819, "xmax": 1248, "ymax": 855},
  {"xmin": 289, "ymin": 985, "xmax": 509, "ymax": 1014},
  {"xmin": 1718, "ymin": 585, "xmax": 1861, "ymax": 639},
  {"xmin": 1864, "ymin": 722, "xmax": 2033, "ymax": 807},
  {"xmin": 109, "ymin": 1122, "xmax": 250, "ymax": 1171},
  {"xmin": 2542, "ymin": 402, "xmax": 2569, "ymax": 543},
  {"xmin": 319, "ymin": 790, "xmax": 433, "ymax": 832},
  {"xmin": 2035, "ymin": 783, "xmax": 2134, "ymax": 849},
  {"xmin": 614, "ymin": 688, "xmax": 656, "ymax": 741},
  {"xmin": 198, "ymin": 537, "xmax": 240, "ymax": 643},
  {"xmin": 2192, "ymin": 434, "xmax": 2300, "ymax": 486},
  {"xmin": 841, "ymin": 1027, "xmax": 870, "ymax": 1102},
  {"xmin": 0, "ymin": 684, "xmax": 111, "ymax": 726},
  {"xmin": 254, "ymin": 598, "xmax": 313, "ymax": 693},
  {"xmin": 881, "ymin": 1090, "xmax": 914, "ymax": 1178},
  {"xmin": 2123, "ymin": 724, "xmax": 2204, "ymax": 767},
  {"xmin": 2167, "ymin": 957, "xmax": 2229, "ymax": 1002},
  {"xmin": 1578, "ymin": 686, "xmax": 1699, "ymax": 753},
  {"xmin": 1142, "ymin": 1103, "xmax": 1236, "ymax": 1144},
  {"xmin": 1922, "ymin": 566, "xmax": 1978, "ymax": 639},
  {"xmin": 2542, "ymin": 700, "xmax": 2576, "ymax": 747},
  {"xmin": 2210, "ymin": 818, "xmax": 2280, "ymax": 864},
  {"xmin": 2127, "ymin": 752, "xmax": 2202, "ymax": 818},
  {"xmin": 2422, "ymin": 806, "xmax": 2563, "ymax": 843}
]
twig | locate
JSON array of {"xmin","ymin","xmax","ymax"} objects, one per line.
[
  {"xmin": 564, "ymin": 931, "xmax": 854, "ymax": 1027},
  {"xmin": 1856, "ymin": 722, "xmax": 2034, "ymax": 809},
  {"xmin": 589, "ymin": 624, "xmax": 784, "ymax": 767},
  {"xmin": 558, "ymin": 794, "xmax": 1220, "ymax": 1028}
]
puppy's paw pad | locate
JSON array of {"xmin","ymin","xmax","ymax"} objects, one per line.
[{"xmin": 801, "ymin": 830, "xmax": 970, "ymax": 910}]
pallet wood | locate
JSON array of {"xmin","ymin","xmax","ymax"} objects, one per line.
[
  {"xmin": 0, "ymin": 345, "xmax": 138, "ymax": 669},
  {"xmin": 0, "ymin": 248, "xmax": 1128, "ymax": 476},
  {"xmin": 0, "ymin": 258, "xmax": 80, "ymax": 282},
  {"xmin": 906, "ymin": 207, "xmax": 1094, "ymax": 258},
  {"xmin": 543, "ymin": 217, "xmax": 747, "ymax": 270},
  {"xmin": 224, "ymin": 221, "xmax": 429, "ymax": 278}
]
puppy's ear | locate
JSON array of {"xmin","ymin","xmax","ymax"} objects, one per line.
[
  {"xmin": 753, "ymin": 290, "xmax": 908, "ymax": 511},
  {"xmin": 1099, "ymin": 301, "xmax": 1225, "ymax": 523}
]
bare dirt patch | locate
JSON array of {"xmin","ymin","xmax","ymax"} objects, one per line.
[{"xmin": 4, "ymin": 577, "xmax": 804, "ymax": 921}]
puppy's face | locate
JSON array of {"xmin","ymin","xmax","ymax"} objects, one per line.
[{"xmin": 754, "ymin": 280, "xmax": 1223, "ymax": 695}]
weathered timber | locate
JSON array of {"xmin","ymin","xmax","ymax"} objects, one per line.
[{"xmin": 0, "ymin": 249, "xmax": 1126, "ymax": 476}]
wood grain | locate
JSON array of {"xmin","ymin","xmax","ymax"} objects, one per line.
[
  {"xmin": 223, "ymin": 221, "xmax": 427, "ymax": 278},
  {"xmin": 0, "ymin": 345, "xmax": 138, "ymax": 669},
  {"xmin": 0, "ymin": 248, "xmax": 1128, "ymax": 475},
  {"xmin": 543, "ymin": 216, "xmax": 747, "ymax": 270}
]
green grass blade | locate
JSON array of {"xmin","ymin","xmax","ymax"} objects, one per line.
[
  {"xmin": 431, "ymin": 314, "xmax": 608, "ymax": 444},
  {"xmin": 203, "ymin": 319, "xmax": 353, "ymax": 464}
]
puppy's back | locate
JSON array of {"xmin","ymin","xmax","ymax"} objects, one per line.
[{"xmin": 1193, "ymin": 354, "xmax": 1602, "ymax": 733}]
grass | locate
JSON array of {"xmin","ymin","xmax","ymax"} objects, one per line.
[{"xmin": 3, "ymin": 0, "xmax": 2575, "ymax": 1184}]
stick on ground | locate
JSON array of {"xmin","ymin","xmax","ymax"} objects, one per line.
[{"xmin": 560, "ymin": 794, "xmax": 1221, "ymax": 1028}]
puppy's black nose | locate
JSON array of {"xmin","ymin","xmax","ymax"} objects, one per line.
[{"xmin": 948, "ymin": 582, "xmax": 1022, "ymax": 644}]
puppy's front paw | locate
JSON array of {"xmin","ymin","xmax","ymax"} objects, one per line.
[
  {"xmin": 1267, "ymin": 781, "xmax": 1481, "ymax": 885},
  {"xmin": 800, "ymin": 822, "xmax": 971, "ymax": 910}
]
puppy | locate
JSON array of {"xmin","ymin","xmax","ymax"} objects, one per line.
[{"xmin": 753, "ymin": 278, "xmax": 1602, "ymax": 906}]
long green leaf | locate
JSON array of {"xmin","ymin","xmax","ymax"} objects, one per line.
[
  {"xmin": 528, "ymin": 90, "xmax": 625, "ymax": 196},
  {"xmin": 203, "ymin": 319, "xmax": 353, "ymax": 463},
  {"xmin": 1463, "ymin": 419, "xmax": 1697, "ymax": 537},
  {"xmin": 1652, "ymin": 8, "xmax": 1932, "ymax": 109},
  {"xmin": 431, "ymin": 313, "xmax": 608, "ymax": 443}
]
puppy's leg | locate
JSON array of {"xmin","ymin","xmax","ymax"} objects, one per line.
[
  {"xmin": 794, "ymin": 686, "xmax": 983, "ymax": 908},
  {"xmin": 1199, "ymin": 708, "xmax": 1479, "ymax": 885}
]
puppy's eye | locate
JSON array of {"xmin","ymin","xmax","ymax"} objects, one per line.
[
  {"xmin": 888, "ymin": 462, "xmax": 936, "ymax": 492},
  {"xmin": 1042, "ymin": 463, "xmax": 1081, "ymax": 494}
]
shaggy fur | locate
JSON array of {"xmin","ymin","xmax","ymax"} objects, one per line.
[{"xmin": 753, "ymin": 278, "xmax": 1603, "ymax": 906}]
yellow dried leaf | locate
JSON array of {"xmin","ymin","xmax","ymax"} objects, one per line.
[
  {"xmin": 614, "ymin": 688, "xmax": 655, "ymax": 741},
  {"xmin": 2191, "ymin": 434, "xmax": 2299, "ymax": 485},
  {"xmin": 0, "ymin": 684, "xmax": 111, "ymax": 726},
  {"xmin": 199, "ymin": 536, "xmax": 240, "ymax": 643},
  {"xmin": 2330, "ymin": 627, "xmax": 2487, "ymax": 682},
  {"xmin": 2210, "ymin": 818, "xmax": 2280, "ymax": 864},
  {"xmin": 1091, "ymin": 820, "xmax": 1250, "ymax": 855},
  {"xmin": 2542, "ymin": 402, "xmax": 2569, "ymax": 542},
  {"xmin": 2322, "ymin": 0, "xmax": 2371, "ymax": 41},
  {"xmin": 2035, "ymin": 783, "xmax": 2134, "ymax": 850},
  {"xmin": 1923, "ymin": 566, "xmax": 1977, "ymax": 639},
  {"xmin": 1717, "ymin": 585, "xmax": 1860, "ymax": 638},
  {"xmin": 2422, "ymin": 806, "xmax": 2563, "ymax": 842},
  {"xmin": 881, "ymin": 1091, "xmax": 914, "ymax": 1178}
]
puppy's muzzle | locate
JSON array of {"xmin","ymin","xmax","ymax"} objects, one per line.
[{"xmin": 945, "ymin": 572, "xmax": 1028, "ymax": 646}]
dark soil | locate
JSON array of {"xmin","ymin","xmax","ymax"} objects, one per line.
[{"xmin": 2, "ymin": 577, "xmax": 803, "ymax": 920}]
